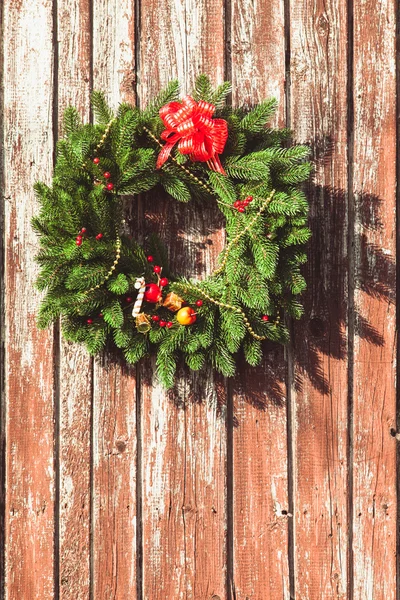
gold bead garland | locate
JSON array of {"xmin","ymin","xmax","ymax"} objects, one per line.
[
  {"xmin": 83, "ymin": 232, "xmax": 121, "ymax": 294},
  {"xmin": 173, "ymin": 282, "xmax": 280, "ymax": 341},
  {"xmin": 213, "ymin": 189, "xmax": 276, "ymax": 277}
]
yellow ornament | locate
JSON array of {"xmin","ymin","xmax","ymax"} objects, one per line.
[{"xmin": 176, "ymin": 307, "xmax": 197, "ymax": 326}]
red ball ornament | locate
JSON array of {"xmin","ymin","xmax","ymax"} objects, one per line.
[
  {"xmin": 152, "ymin": 315, "xmax": 160, "ymax": 322},
  {"xmin": 87, "ymin": 318, "xmax": 93, "ymax": 324},
  {"xmin": 93, "ymin": 157, "xmax": 100, "ymax": 164},
  {"xmin": 166, "ymin": 321, "xmax": 173, "ymax": 328},
  {"xmin": 159, "ymin": 277, "xmax": 169, "ymax": 287},
  {"xmin": 144, "ymin": 283, "xmax": 162, "ymax": 303},
  {"xmin": 96, "ymin": 233, "xmax": 103, "ymax": 240},
  {"xmin": 106, "ymin": 182, "xmax": 114, "ymax": 191},
  {"xmin": 147, "ymin": 255, "xmax": 154, "ymax": 262},
  {"xmin": 153, "ymin": 265, "xmax": 161, "ymax": 274},
  {"xmin": 195, "ymin": 299, "xmax": 203, "ymax": 307},
  {"xmin": 126, "ymin": 297, "xmax": 133, "ymax": 303},
  {"xmin": 103, "ymin": 171, "xmax": 111, "ymax": 179},
  {"xmin": 159, "ymin": 320, "xmax": 167, "ymax": 327},
  {"xmin": 262, "ymin": 315, "xmax": 269, "ymax": 322}
]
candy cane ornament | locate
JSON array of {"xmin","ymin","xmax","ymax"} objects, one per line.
[{"xmin": 132, "ymin": 277, "xmax": 146, "ymax": 317}]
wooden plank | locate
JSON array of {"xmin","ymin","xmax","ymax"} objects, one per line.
[
  {"xmin": 352, "ymin": 1, "xmax": 397, "ymax": 598},
  {"xmin": 229, "ymin": 1, "xmax": 290, "ymax": 598},
  {"xmin": 289, "ymin": 1, "xmax": 350, "ymax": 597},
  {"xmin": 57, "ymin": 1, "xmax": 92, "ymax": 597},
  {"xmin": 138, "ymin": 2, "xmax": 227, "ymax": 598},
  {"xmin": 91, "ymin": 4, "xmax": 138, "ymax": 598},
  {"xmin": 3, "ymin": 0, "xmax": 56, "ymax": 597}
]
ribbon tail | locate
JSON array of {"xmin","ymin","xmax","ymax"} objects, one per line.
[
  {"xmin": 207, "ymin": 154, "xmax": 226, "ymax": 175},
  {"xmin": 156, "ymin": 142, "xmax": 175, "ymax": 169}
]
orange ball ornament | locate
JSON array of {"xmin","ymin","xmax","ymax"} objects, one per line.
[{"xmin": 176, "ymin": 306, "xmax": 197, "ymax": 326}]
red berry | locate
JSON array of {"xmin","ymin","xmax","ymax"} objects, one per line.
[
  {"xmin": 159, "ymin": 320, "xmax": 167, "ymax": 327},
  {"xmin": 76, "ymin": 239, "xmax": 82, "ymax": 246},
  {"xmin": 147, "ymin": 255, "xmax": 154, "ymax": 262},
  {"xmin": 98, "ymin": 313, "xmax": 103, "ymax": 318},
  {"xmin": 153, "ymin": 265, "xmax": 161, "ymax": 274},
  {"xmin": 159, "ymin": 277, "xmax": 169, "ymax": 287},
  {"xmin": 126, "ymin": 297, "xmax": 133, "ymax": 303},
  {"xmin": 96, "ymin": 233, "xmax": 103, "ymax": 240},
  {"xmin": 233, "ymin": 200, "xmax": 241, "ymax": 208},
  {"xmin": 166, "ymin": 321, "xmax": 173, "ymax": 328},
  {"xmin": 103, "ymin": 171, "xmax": 111, "ymax": 179},
  {"xmin": 76, "ymin": 234, "xmax": 82, "ymax": 240},
  {"xmin": 106, "ymin": 182, "xmax": 114, "ymax": 191},
  {"xmin": 262, "ymin": 315, "xmax": 269, "ymax": 322},
  {"xmin": 243, "ymin": 199, "xmax": 250, "ymax": 206},
  {"xmin": 238, "ymin": 206, "xmax": 245, "ymax": 213},
  {"xmin": 81, "ymin": 227, "xmax": 87, "ymax": 234},
  {"xmin": 195, "ymin": 299, "xmax": 203, "ymax": 307},
  {"xmin": 93, "ymin": 157, "xmax": 100, "ymax": 164},
  {"xmin": 246, "ymin": 195, "xmax": 253, "ymax": 202},
  {"xmin": 152, "ymin": 315, "xmax": 160, "ymax": 322},
  {"xmin": 87, "ymin": 318, "xmax": 93, "ymax": 324}
]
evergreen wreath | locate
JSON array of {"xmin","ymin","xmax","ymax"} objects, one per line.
[{"xmin": 33, "ymin": 75, "xmax": 312, "ymax": 388}]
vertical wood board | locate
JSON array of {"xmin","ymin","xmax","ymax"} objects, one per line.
[
  {"xmin": 3, "ymin": 1, "xmax": 56, "ymax": 597},
  {"xmin": 138, "ymin": 1, "xmax": 228, "ymax": 598},
  {"xmin": 92, "ymin": 4, "xmax": 138, "ymax": 597},
  {"xmin": 230, "ymin": 1, "xmax": 290, "ymax": 598},
  {"xmin": 57, "ymin": 1, "xmax": 92, "ymax": 597},
  {"xmin": 352, "ymin": 1, "xmax": 397, "ymax": 598}
]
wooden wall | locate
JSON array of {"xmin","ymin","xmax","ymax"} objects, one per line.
[{"xmin": 0, "ymin": 0, "xmax": 397, "ymax": 598}]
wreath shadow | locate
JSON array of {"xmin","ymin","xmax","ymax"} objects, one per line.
[{"xmin": 161, "ymin": 159, "xmax": 395, "ymax": 419}]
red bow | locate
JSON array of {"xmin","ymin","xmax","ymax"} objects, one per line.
[{"xmin": 156, "ymin": 95, "xmax": 228, "ymax": 174}]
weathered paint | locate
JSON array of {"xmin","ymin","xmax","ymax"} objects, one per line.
[
  {"xmin": 57, "ymin": 1, "xmax": 92, "ymax": 597},
  {"xmin": 352, "ymin": 1, "xmax": 397, "ymax": 598},
  {"xmin": 138, "ymin": 1, "xmax": 227, "ymax": 598},
  {"xmin": 3, "ymin": 1, "xmax": 56, "ymax": 598},
  {"xmin": 230, "ymin": 1, "xmax": 291, "ymax": 598},
  {"xmin": 290, "ymin": 1, "xmax": 350, "ymax": 597},
  {"xmin": 92, "ymin": 4, "xmax": 138, "ymax": 597},
  {"xmin": 1, "ymin": 0, "xmax": 398, "ymax": 598}
]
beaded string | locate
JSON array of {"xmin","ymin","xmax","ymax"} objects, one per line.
[
  {"xmin": 143, "ymin": 126, "xmax": 235, "ymax": 210},
  {"xmin": 213, "ymin": 189, "xmax": 276, "ymax": 277},
  {"xmin": 173, "ymin": 282, "xmax": 280, "ymax": 341},
  {"xmin": 83, "ymin": 232, "xmax": 121, "ymax": 294}
]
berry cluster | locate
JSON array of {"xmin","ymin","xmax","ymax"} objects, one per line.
[
  {"xmin": 233, "ymin": 195, "xmax": 253, "ymax": 213},
  {"xmin": 76, "ymin": 227, "xmax": 104, "ymax": 246},
  {"xmin": 93, "ymin": 157, "xmax": 114, "ymax": 191}
]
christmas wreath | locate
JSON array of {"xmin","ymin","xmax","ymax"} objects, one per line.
[{"xmin": 33, "ymin": 75, "xmax": 311, "ymax": 388}]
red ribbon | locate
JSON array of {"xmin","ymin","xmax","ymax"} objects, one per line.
[{"xmin": 156, "ymin": 95, "xmax": 228, "ymax": 174}]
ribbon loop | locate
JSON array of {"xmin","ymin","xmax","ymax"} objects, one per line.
[{"xmin": 156, "ymin": 95, "xmax": 228, "ymax": 174}]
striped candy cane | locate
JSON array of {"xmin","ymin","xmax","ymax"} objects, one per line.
[{"xmin": 132, "ymin": 277, "xmax": 146, "ymax": 317}]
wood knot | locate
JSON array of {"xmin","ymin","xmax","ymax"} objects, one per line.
[{"xmin": 115, "ymin": 440, "xmax": 127, "ymax": 453}]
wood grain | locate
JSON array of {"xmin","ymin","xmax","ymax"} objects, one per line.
[
  {"xmin": 57, "ymin": 1, "xmax": 92, "ymax": 597},
  {"xmin": 138, "ymin": 1, "xmax": 227, "ymax": 598},
  {"xmin": 290, "ymin": 1, "xmax": 350, "ymax": 598},
  {"xmin": 3, "ymin": 0, "xmax": 56, "ymax": 597},
  {"xmin": 91, "ymin": 3, "xmax": 138, "ymax": 597},
  {"xmin": 352, "ymin": 1, "xmax": 397, "ymax": 598},
  {"xmin": 229, "ymin": 1, "xmax": 290, "ymax": 598}
]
